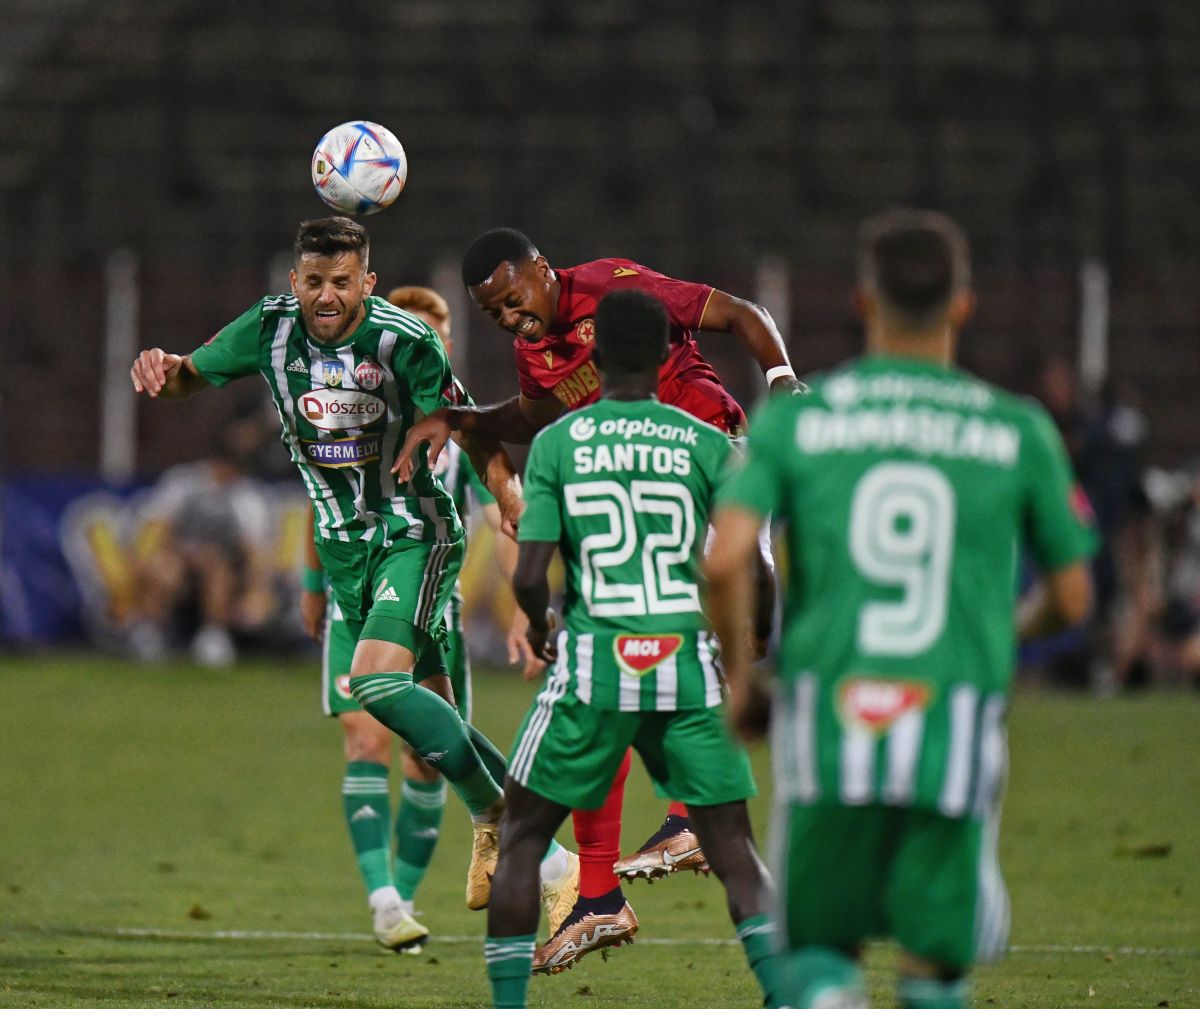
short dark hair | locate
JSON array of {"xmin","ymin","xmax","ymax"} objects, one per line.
[
  {"xmin": 594, "ymin": 290, "xmax": 669, "ymax": 375},
  {"xmin": 461, "ymin": 228, "xmax": 539, "ymax": 287},
  {"xmin": 294, "ymin": 216, "xmax": 370, "ymax": 270},
  {"xmin": 858, "ymin": 209, "xmax": 970, "ymax": 328}
]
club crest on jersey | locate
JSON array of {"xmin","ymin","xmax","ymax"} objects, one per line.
[
  {"xmin": 614, "ymin": 634, "xmax": 683, "ymax": 677},
  {"xmin": 354, "ymin": 359, "xmax": 383, "ymax": 391},
  {"xmin": 575, "ymin": 319, "xmax": 595, "ymax": 345},
  {"xmin": 838, "ymin": 678, "xmax": 931, "ymax": 733},
  {"xmin": 320, "ymin": 359, "xmax": 345, "ymax": 387}
]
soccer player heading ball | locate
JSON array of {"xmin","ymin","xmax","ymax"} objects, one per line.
[
  {"xmin": 131, "ymin": 216, "xmax": 535, "ymax": 948},
  {"xmin": 483, "ymin": 289, "xmax": 785, "ymax": 1008},
  {"xmin": 394, "ymin": 228, "xmax": 794, "ymax": 929},
  {"xmin": 708, "ymin": 209, "xmax": 1097, "ymax": 1009}
]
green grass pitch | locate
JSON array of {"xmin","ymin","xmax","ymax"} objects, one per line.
[{"xmin": 0, "ymin": 654, "xmax": 1196, "ymax": 1008}]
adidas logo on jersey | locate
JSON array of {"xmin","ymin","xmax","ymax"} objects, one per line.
[
  {"xmin": 287, "ymin": 357, "xmax": 309, "ymax": 374},
  {"xmin": 350, "ymin": 805, "xmax": 381, "ymax": 823}
]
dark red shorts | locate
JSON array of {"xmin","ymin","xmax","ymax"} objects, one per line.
[{"xmin": 659, "ymin": 373, "xmax": 747, "ymax": 436}]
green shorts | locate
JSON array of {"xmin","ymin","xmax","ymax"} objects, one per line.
[
  {"xmin": 508, "ymin": 679, "xmax": 756, "ymax": 810},
  {"xmin": 322, "ymin": 590, "xmax": 471, "ymax": 719},
  {"xmin": 316, "ymin": 534, "xmax": 464, "ymax": 657},
  {"xmin": 775, "ymin": 801, "xmax": 1009, "ymax": 969}
]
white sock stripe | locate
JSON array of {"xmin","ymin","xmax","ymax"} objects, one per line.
[
  {"xmin": 352, "ymin": 684, "xmax": 410, "ymax": 704},
  {"xmin": 400, "ymin": 783, "xmax": 448, "ymax": 808},
  {"xmin": 735, "ymin": 921, "xmax": 776, "ymax": 939}
]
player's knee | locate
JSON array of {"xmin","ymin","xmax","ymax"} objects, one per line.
[{"xmin": 340, "ymin": 712, "xmax": 393, "ymax": 763}]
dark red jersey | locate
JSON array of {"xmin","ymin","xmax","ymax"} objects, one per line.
[{"xmin": 512, "ymin": 258, "xmax": 746, "ymax": 434}]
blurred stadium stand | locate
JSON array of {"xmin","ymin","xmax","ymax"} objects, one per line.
[{"xmin": 0, "ymin": 0, "xmax": 1197, "ymax": 471}]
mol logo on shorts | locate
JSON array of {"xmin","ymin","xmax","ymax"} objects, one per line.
[
  {"xmin": 614, "ymin": 634, "xmax": 682, "ymax": 677},
  {"xmin": 838, "ymin": 677, "xmax": 931, "ymax": 734}
]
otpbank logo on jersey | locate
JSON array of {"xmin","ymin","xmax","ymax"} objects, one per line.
[
  {"xmin": 299, "ymin": 388, "xmax": 386, "ymax": 431},
  {"xmin": 301, "ymin": 434, "xmax": 383, "ymax": 468},
  {"xmin": 614, "ymin": 634, "xmax": 682, "ymax": 677},
  {"xmin": 838, "ymin": 677, "xmax": 931, "ymax": 733}
]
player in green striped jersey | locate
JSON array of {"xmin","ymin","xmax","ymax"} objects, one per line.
[
  {"xmin": 131, "ymin": 217, "xmax": 525, "ymax": 943},
  {"xmin": 707, "ymin": 210, "xmax": 1097, "ymax": 1009},
  {"xmin": 483, "ymin": 291, "xmax": 784, "ymax": 1009},
  {"xmin": 295, "ymin": 284, "xmax": 577, "ymax": 951}
]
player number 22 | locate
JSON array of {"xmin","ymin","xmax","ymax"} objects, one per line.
[
  {"xmin": 849, "ymin": 462, "xmax": 956, "ymax": 656},
  {"xmin": 565, "ymin": 479, "xmax": 700, "ymax": 618}
]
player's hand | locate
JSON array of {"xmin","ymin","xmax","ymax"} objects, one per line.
[
  {"xmin": 131, "ymin": 348, "xmax": 184, "ymax": 397},
  {"xmin": 299, "ymin": 589, "xmax": 327, "ymax": 642},
  {"xmin": 770, "ymin": 374, "xmax": 810, "ymax": 396},
  {"xmin": 728, "ymin": 674, "xmax": 771, "ymax": 744},
  {"xmin": 392, "ymin": 412, "xmax": 453, "ymax": 482},
  {"xmin": 525, "ymin": 608, "xmax": 559, "ymax": 664},
  {"xmin": 498, "ymin": 493, "xmax": 524, "ymax": 542},
  {"xmin": 507, "ymin": 608, "xmax": 547, "ymax": 681}
]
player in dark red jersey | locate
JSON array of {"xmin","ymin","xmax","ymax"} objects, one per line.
[{"xmin": 395, "ymin": 228, "xmax": 797, "ymax": 963}]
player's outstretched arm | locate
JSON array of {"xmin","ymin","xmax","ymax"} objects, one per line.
[
  {"xmin": 393, "ymin": 395, "xmax": 561, "ymax": 482},
  {"xmin": 706, "ymin": 505, "xmax": 769, "ymax": 742},
  {"xmin": 456, "ymin": 431, "xmax": 524, "ymax": 540},
  {"xmin": 130, "ymin": 350, "xmax": 210, "ymax": 400},
  {"xmin": 512, "ymin": 540, "xmax": 559, "ymax": 664},
  {"xmin": 700, "ymin": 291, "xmax": 808, "ymax": 395},
  {"xmin": 480, "ymin": 503, "xmax": 546, "ymax": 681}
]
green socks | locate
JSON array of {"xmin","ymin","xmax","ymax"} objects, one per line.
[
  {"xmin": 783, "ymin": 945, "xmax": 866, "ymax": 1009},
  {"xmin": 898, "ymin": 976, "xmax": 968, "ymax": 1009},
  {"xmin": 341, "ymin": 761, "xmax": 393, "ymax": 894},
  {"xmin": 736, "ymin": 914, "xmax": 788, "ymax": 1009},
  {"xmin": 349, "ymin": 672, "xmax": 501, "ymax": 815},
  {"xmin": 484, "ymin": 934, "xmax": 535, "ymax": 1009},
  {"xmin": 393, "ymin": 777, "xmax": 447, "ymax": 902}
]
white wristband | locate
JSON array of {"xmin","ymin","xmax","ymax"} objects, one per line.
[{"xmin": 765, "ymin": 365, "xmax": 796, "ymax": 385}]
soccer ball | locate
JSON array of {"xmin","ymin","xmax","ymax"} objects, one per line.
[{"xmin": 311, "ymin": 121, "xmax": 407, "ymax": 216}]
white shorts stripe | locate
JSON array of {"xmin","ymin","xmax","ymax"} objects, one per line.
[{"xmin": 509, "ymin": 632, "xmax": 570, "ymax": 784}]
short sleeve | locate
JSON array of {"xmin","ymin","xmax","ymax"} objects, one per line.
[
  {"xmin": 190, "ymin": 301, "xmax": 266, "ymax": 387},
  {"xmin": 717, "ymin": 397, "xmax": 791, "ymax": 518},
  {"xmin": 1021, "ymin": 407, "xmax": 1099, "ymax": 571},
  {"xmin": 619, "ymin": 264, "xmax": 713, "ymax": 330},
  {"xmin": 397, "ymin": 330, "xmax": 458, "ymax": 417},
  {"xmin": 516, "ymin": 352, "xmax": 553, "ymax": 400},
  {"xmin": 517, "ymin": 428, "xmax": 562, "ymax": 543}
]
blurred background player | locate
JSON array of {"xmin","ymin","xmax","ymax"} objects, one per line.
[
  {"xmin": 298, "ymin": 284, "xmax": 577, "ymax": 950},
  {"xmin": 396, "ymin": 227, "xmax": 794, "ymax": 913},
  {"xmin": 127, "ymin": 413, "xmax": 277, "ymax": 666},
  {"xmin": 131, "ymin": 216, "xmax": 526, "ymax": 951},
  {"xmin": 485, "ymin": 290, "xmax": 782, "ymax": 1009},
  {"xmin": 707, "ymin": 209, "xmax": 1096, "ymax": 1009}
]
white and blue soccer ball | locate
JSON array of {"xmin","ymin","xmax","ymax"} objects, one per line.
[{"xmin": 311, "ymin": 120, "xmax": 407, "ymax": 216}]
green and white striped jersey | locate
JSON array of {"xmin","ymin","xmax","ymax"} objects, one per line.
[
  {"xmin": 519, "ymin": 398, "xmax": 733, "ymax": 711},
  {"xmin": 191, "ymin": 294, "xmax": 464, "ymax": 545},
  {"xmin": 721, "ymin": 355, "xmax": 1098, "ymax": 815}
]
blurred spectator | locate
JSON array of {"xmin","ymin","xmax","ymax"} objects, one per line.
[
  {"xmin": 1142, "ymin": 463, "xmax": 1200, "ymax": 688},
  {"xmin": 1034, "ymin": 360, "xmax": 1153, "ymax": 689},
  {"xmin": 126, "ymin": 415, "xmax": 278, "ymax": 666}
]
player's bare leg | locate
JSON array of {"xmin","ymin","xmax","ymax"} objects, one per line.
[{"xmin": 686, "ymin": 800, "xmax": 786, "ymax": 1009}]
